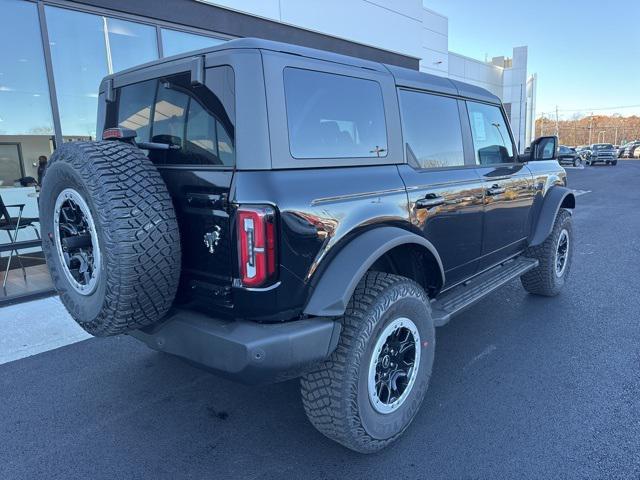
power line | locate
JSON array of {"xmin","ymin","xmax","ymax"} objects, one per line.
[{"xmin": 538, "ymin": 104, "xmax": 640, "ymax": 115}]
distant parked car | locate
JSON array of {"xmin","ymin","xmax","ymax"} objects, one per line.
[
  {"xmin": 588, "ymin": 143, "xmax": 617, "ymax": 165},
  {"xmin": 558, "ymin": 146, "xmax": 582, "ymax": 166},
  {"xmin": 622, "ymin": 141, "xmax": 640, "ymax": 158}
]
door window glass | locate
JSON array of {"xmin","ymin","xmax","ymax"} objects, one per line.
[
  {"xmin": 466, "ymin": 101, "xmax": 514, "ymax": 165},
  {"xmin": 283, "ymin": 68, "xmax": 387, "ymax": 159},
  {"xmin": 399, "ymin": 90, "xmax": 464, "ymax": 169}
]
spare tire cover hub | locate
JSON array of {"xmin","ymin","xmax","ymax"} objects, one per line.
[{"xmin": 53, "ymin": 188, "xmax": 101, "ymax": 295}]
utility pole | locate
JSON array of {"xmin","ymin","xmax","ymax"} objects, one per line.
[
  {"xmin": 555, "ymin": 106, "xmax": 560, "ymax": 139},
  {"xmin": 541, "ymin": 113, "xmax": 545, "ymax": 136},
  {"xmin": 614, "ymin": 126, "xmax": 618, "ymax": 145},
  {"xmin": 588, "ymin": 113, "xmax": 594, "ymax": 145}
]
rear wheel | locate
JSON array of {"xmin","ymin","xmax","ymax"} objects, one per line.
[
  {"xmin": 40, "ymin": 141, "xmax": 181, "ymax": 336},
  {"xmin": 521, "ymin": 209, "xmax": 573, "ymax": 296},
  {"xmin": 301, "ymin": 272, "xmax": 435, "ymax": 453}
]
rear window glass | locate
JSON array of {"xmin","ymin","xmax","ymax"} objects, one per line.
[
  {"xmin": 116, "ymin": 66, "xmax": 235, "ymax": 167},
  {"xmin": 283, "ymin": 67, "xmax": 387, "ymax": 159}
]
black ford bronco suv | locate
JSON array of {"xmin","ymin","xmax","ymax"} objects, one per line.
[{"xmin": 40, "ymin": 38, "xmax": 575, "ymax": 453}]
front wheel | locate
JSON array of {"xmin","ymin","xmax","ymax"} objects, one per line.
[
  {"xmin": 521, "ymin": 209, "xmax": 573, "ymax": 296},
  {"xmin": 301, "ymin": 272, "xmax": 435, "ymax": 453}
]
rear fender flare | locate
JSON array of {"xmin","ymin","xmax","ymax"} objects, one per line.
[
  {"xmin": 303, "ymin": 227, "xmax": 444, "ymax": 317},
  {"xmin": 529, "ymin": 186, "xmax": 575, "ymax": 247}
]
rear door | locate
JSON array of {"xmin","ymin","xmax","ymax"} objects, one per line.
[
  {"xmin": 464, "ymin": 100, "xmax": 535, "ymax": 269},
  {"xmin": 397, "ymin": 89, "xmax": 485, "ymax": 287},
  {"xmin": 114, "ymin": 66, "xmax": 236, "ymax": 304}
]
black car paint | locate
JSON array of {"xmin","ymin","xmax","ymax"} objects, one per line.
[{"xmin": 98, "ymin": 39, "xmax": 570, "ymax": 380}]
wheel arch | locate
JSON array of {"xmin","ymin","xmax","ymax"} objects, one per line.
[
  {"xmin": 303, "ymin": 226, "xmax": 445, "ymax": 317},
  {"xmin": 528, "ymin": 186, "xmax": 575, "ymax": 247}
]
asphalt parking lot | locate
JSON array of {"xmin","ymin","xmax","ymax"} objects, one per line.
[{"xmin": 1, "ymin": 161, "xmax": 639, "ymax": 480}]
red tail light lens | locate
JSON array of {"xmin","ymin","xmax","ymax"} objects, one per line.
[{"xmin": 237, "ymin": 206, "xmax": 277, "ymax": 287}]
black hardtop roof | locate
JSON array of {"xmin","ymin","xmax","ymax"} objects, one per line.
[{"xmin": 108, "ymin": 37, "xmax": 501, "ymax": 104}]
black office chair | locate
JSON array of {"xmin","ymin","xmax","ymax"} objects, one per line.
[{"xmin": 0, "ymin": 194, "xmax": 41, "ymax": 289}]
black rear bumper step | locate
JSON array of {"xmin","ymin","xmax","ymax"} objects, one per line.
[
  {"xmin": 130, "ymin": 310, "xmax": 342, "ymax": 384},
  {"xmin": 432, "ymin": 257, "xmax": 538, "ymax": 327}
]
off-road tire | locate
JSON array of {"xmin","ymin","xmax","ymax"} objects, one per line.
[
  {"xmin": 40, "ymin": 141, "xmax": 181, "ymax": 336},
  {"xmin": 521, "ymin": 209, "xmax": 572, "ymax": 296},
  {"xmin": 300, "ymin": 272, "xmax": 435, "ymax": 453},
  {"xmin": 612, "ymin": 160, "xmax": 618, "ymax": 166}
]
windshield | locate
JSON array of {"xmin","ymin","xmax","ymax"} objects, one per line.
[{"xmin": 592, "ymin": 144, "xmax": 613, "ymax": 150}]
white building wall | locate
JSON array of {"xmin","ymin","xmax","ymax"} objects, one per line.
[
  {"xmin": 447, "ymin": 52, "xmax": 504, "ymax": 96},
  {"xmin": 419, "ymin": 7, "xmax": 448, "ymax": 76},
  {"xmin": 200, "ymin": 0, "xmax": 424, "ymax": 58},
  {"xmin": 198, "ymin": 0, "xmax": 535, "ymax": 149}
]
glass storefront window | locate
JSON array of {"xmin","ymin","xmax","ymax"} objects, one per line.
[
  {"xmin": 0, "ymin": 0, "xmax": 54, "ymax": 187},
  {"xmin": 161, "ymin": 28, "xmax": 224, "ymax": 57},
  {"xmin": 46, "ymin": 6, "xmax": 108, "ymax": 140},
  {"xmin": 106, "ymin": 18, "xmax": 158, "ymax": 73},
  {"xmin": 0, "ymin": 0, "xmax": 54, "ymax": 136}
]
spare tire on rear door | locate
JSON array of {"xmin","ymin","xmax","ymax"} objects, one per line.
[{"xmin": 40, "ymin": 141, "xmax": 181, "ymax": 337}]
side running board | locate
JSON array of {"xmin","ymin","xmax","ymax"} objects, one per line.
[{"xmin": 431, "ymin": 257, "xmax": 539, "ymax": 327}]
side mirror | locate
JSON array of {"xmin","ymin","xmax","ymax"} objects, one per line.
[{"xmin": 529, "ymin": 136, "xmax": 558, "ymax": 161}]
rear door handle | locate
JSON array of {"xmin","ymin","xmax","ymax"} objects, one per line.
[
  {"xmin": 415, "ymin": 194, "xmax": 445, "ymax": 209},
  {"xmin": 486, "ymin": 184, "xmax": 506, "ymax": 196}
]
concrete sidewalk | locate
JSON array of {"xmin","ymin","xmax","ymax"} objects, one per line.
[{"xmin": 0, "ymin": 296, "xmax": 89, "ymax": 365}]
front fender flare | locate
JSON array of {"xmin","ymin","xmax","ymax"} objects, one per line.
[
  {"xmin": 303, "ymin": 227, "xmax": 444, "ymax": 317},
  {"xmin": 529, "ymin": 186, "xmax": 575, "ymax": 247}
]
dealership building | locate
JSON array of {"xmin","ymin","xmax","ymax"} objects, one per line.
[{"xmin": 0, "ymin": 0, "xmax": 536, "ymax": 301}]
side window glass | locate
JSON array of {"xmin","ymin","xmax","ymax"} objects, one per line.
[
  {"xmin": 399, "ymin": 90, "xmax": 464, "ymax": 169},
  {"xmin": 115, "ymin": 68, "xmax": 235, "ymax": 167},
  {"xmin": 152, "ymin": 80, "xmax": 190, "ymax": 157},
  {"xmin": 117, "ymin": 79, "xmax": 156, "ymax": 143},
  {"xmin": 466, "ymin": 101, "xmax": 514, "ymax": 165},
  {"xmin": 283, "ymin": 68, "xmax": 387, "ymax": 159}
]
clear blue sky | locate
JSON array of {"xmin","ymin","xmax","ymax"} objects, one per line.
[{"xmin": 427, "ymin": 0, "xmax": 640, "ymax": 119}]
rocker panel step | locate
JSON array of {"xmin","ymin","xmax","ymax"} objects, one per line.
[{"xmin": 431, "ymin": 257, "xmax": 538, "ymax": 327}]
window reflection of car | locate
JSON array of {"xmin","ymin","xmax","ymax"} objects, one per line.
[
  {"xmin": 478, "ymin": 145, "xmax": 511, "ymax": 165},
  {"xmin": 557, "ymin": 146, "xmax": 582, "ymax": 167}
]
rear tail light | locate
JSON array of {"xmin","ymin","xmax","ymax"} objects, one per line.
[{"xmin": 237, "ymin": 206, "xmax": 277, "ymax": 287}]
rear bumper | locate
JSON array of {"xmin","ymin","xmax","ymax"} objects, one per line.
[{"xmin": 130, "ymin": 310, "xmax": 341, "ymax": 384}]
